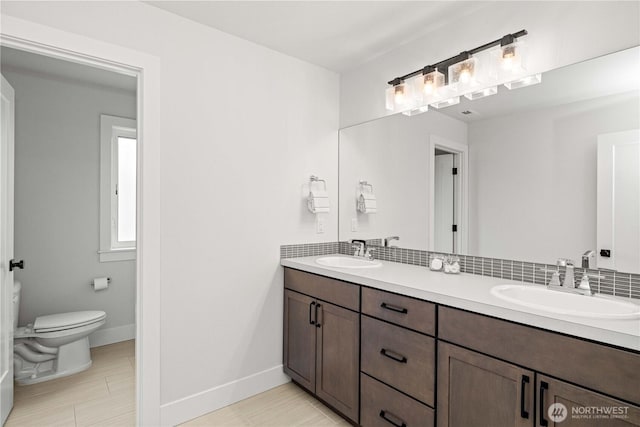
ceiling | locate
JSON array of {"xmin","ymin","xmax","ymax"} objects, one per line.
[
  {"xmin": 147, "ymin": 1, "xmax": 491, "ymax": 72},
  {"xmin": 0, "ymin": 47, "xmax": 137, "ymax": 93}
]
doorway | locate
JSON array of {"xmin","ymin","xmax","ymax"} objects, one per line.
[
  {"xmin": 0, "ymin": 45, "xmax": 139, "ymax": 425},
  {"xmin": 429, "ymin": 135, "xmax": 468, "ymax": 254}
]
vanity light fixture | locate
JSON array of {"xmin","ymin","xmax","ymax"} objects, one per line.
[{"xmin": 386, "ymin": 29, "xmax": 535, "ymax": 114}]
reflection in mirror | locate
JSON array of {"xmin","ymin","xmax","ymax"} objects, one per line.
[{"xmin": 339, "ymin": 47, "xmax": 640, "ymax": 272}]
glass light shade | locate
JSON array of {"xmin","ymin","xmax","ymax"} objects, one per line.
[
  {"xmin": 494, "ymin": 41, "xmax": 528, "ymax": 81},
  {"xmin": 448, "ymin": 57, "xmax": 479, "ymax": 90},
  {"xmin": 385, "ymin": 82, "xmax": 416, "ymax": 112},
  {"xmin": 430, "ymin": 96, "xmax": 460, "ymax": 109},
  {"xmin": 414, "ymin": 69, "xmax": 445, "ymax": 98},
  {"xmin": 464, "ymin": 86, "xmax": 498, "ymax": 100},
  {"xmin": 503, "ymin": 73, "xmax": 542, "ymax": 90}
]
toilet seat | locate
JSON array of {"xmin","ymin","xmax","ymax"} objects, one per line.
[{"xmin": 33, "ymin": 311, "xmax": 106, "ymax": 333}]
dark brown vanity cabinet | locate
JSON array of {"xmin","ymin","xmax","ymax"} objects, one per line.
[
  {"xmin": 438, "ymin": 342, "xmax": 534, "ymax": 427},
  {"xmin": 283, "ymin": 268, "xmax": 640, "ymax": 427},
  {"xmin": 360, "ymin": 288, "xmax": 436, "ymax": 427},
  {"xmin": 439, "ymin": 306, "xmax": 640, "ymax": 427},
  {"xmin": 283, "ymin": 269, "xmax": 360, "ymax": 423},
  {"xmin": 536, "ymin": 376, "xmax": 640, "ymax": 427}
]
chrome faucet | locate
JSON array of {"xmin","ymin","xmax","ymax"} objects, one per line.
[
  {"xmin": 384, "ymin": 236, "xmax": 400, "ymax": 247},
  {"xmin": 557, "ymin": 258, "xmax": 575, "ymax": 288},
  {"xmin": 582, "ymin": 250, "xmax": 595, "ymax": 268},
  {"xmin": 351, "ymin": 240, "xmax": 366, "ymax": 257}
]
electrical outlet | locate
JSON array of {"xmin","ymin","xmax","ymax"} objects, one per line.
[
  {"xmin": 351, "ymin": 218, "xmax": 358, "ymax": 232},
  {"xmin": 316, "ymin": 217, "xmax": 325, "ymax": 234}
]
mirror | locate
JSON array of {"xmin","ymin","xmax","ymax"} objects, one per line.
[{"xmin": 339, "ymin": 46, "xmax": 640, "ymax": 272}]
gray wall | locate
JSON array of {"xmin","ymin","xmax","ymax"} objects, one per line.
[{"xmin": 3, "ymin": 67, "xmax": 136, "ymax": 344}]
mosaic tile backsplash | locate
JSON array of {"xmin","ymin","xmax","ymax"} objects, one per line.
[{"xmin": 280, "ymin": 241, "xmax": 640, "ymax": 300}]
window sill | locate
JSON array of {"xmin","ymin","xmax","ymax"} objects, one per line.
[{"xmin": 99, "ymin": 248, "xmax": 136, "ymax": 262}]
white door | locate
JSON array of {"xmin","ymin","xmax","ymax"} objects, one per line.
[
  {"xmin": 597, "ymin": 130, "xmax": 640, "ymax": 274},
  {"xmin": 434, "ymin": 153, "xmax": 455, "ymax": 253},
  {"xmin": 0, "ymin": 74, "xmax": 15, "ymax": 425}
]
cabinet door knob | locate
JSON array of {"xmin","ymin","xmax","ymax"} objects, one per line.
[
  {"xmin": 520, "ymin": 375, "xmax": 530, "ymax": 419},
  {"xmin": 539, "ymin": 381, "xmax": 549, "ymax": 426},
  {"xmin": 315, "ymin": 304, "xmax": 321, "ymax": 328},
  {"xmin": 309, "ymin": 302, "xmax": 316, "ymax": 325}
]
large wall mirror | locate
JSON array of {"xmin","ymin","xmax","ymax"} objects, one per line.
[{"xmin": 339, "ymin": 46, "xmax": 640, "ymax": 273}]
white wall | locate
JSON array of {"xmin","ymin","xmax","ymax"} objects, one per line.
[
  {"xmin": 1, "ymin": 2, "xmax": 339, "ymax": 424},
  {"xmin": 340, "ymin": 1, "xmax": 640, "ymax": 127},
  {"xmin": 2, "ymin": 67, "xmax": 137, "ymax": 345},
  {"xmin": 339, "ymin": 111, "xmax": 466, "ymax": 249},
  {"xmin": 468, "ymin": 91, "xmax": 640, "ymax": 265}
]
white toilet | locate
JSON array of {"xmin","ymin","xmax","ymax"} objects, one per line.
[{"xmin": 13, "ymin": 280, "xmax": 107, "ymax": 385}]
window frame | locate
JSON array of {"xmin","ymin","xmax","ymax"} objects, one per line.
[{"xmin": 99, "ymin": 114, "xmax": 137, "ymax": 262}]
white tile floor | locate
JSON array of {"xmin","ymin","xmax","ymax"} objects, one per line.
[
  {"xmin": 181, "ymin": 382, "xmax": 351, "ymax": 427},
  {"xmin": 6, "ymin": 340, "xmax": 135, "ymax": 427},
  {"xmin": 6, "ymin": 340, "xmax": 350, "ymax": 426}
]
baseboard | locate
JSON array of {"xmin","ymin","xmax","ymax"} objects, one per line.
[
  {"xmin": 89, "ymin": 323, "xmax": 136, "ymax": 347},
  {"xmin": 160, "ymin": 364, "xmax": 290, "ymax": 426}
]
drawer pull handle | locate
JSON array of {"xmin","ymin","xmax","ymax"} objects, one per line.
[
  {"xmin": 309, "ymin": 302, "xmax": 316, "ymax": 325},
  {"xmin": 380, "ymin": 302, "xmax": 408, "ymax": 314},
  {"xmin": 379, "ymin": 410, "xmax": 407, "ymax": 427},
  {"xmin": 380, "ymin": 348, "xmax": 408, "ymax": 363},
  {"xmin": 539, "ymin": 381, "xmax": 549, "ymax": 426},
  {"xmin": 520, "ymin": 375, "xmax": 529, "ymax": 419}
]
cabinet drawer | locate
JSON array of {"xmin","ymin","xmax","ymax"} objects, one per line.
[
  {"xmin": 362, "ymin": 287, "xmax": 435, "ymax": 335},
  {"xmin": 284, "ymin": 268, "xmax": 359, "ymax": 311},
  {"xmin": 361, "ymin": 315, "xmax": 435, "ymax": 405},
  {"xmin": 361, "ymin": 373, "xmax": 434, "ymax": 427},
  {"xmin": 439, "ymin": 306, "xmax": 640, "ymax": 405}
]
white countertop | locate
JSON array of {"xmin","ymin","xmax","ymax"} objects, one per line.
[{"xmin": 281, "ymin": 255, "xmax": 640, "ymax": 351}]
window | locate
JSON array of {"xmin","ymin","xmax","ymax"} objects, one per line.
[{"xmin": 100, "ymin": 115, "xmax": 137, "ymax": 262}]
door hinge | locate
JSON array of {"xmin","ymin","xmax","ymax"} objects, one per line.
[
  {"xmin": 452, "ymin": 167, "xmax": 458, "ymax": 175},
  {"xmin": 452, "ymin": 224, "xmax": 458, "ymax": 232},
  {"xmin": 115, "ymin": 184, "xmax": 118, "ymax": 196}
]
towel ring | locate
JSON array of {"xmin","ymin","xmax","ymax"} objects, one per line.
[
  {"xmin": 359, "ymin": 180, "xmax": 373, "ymax": 193},
  {"xmin": 310, "ymin": 175, "xmax": 327, "ymax": 191}
]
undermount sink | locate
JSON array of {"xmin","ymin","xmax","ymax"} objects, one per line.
[
  {"xmin": 316, "ymin": 256, "xmax": 382, "ymax": 269},
  {"xmin": 491, "ymin": 284, "xmax": 640, "ymax": 320}
]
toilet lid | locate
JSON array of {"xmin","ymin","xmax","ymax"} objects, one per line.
[{"xmin": 33, "ymin": 310, "xmax": 106, "ymax": 332}]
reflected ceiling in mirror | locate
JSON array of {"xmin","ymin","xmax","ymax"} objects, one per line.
[{"xmin": 339, "ymin": 46, "xmax": 640, "ymax": 272}]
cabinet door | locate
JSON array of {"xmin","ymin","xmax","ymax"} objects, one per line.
[
  {"xmin": 438, "ymin": 342, "xmax": 534, "ymax": 427},
  {"xmin": 283, "ymin": 290, "xmax": 316, "ymax": 392},
  {"xmin": 315, "ymin": 301, "xmax": 360, "ymax": 422},
  {"xmin": 537, "ymin": 375, "xmax": 640, "ymax": 427}
]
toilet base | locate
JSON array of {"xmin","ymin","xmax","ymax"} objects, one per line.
[
  {"xmin": 15, "ymin": 360, "xmax": 92, "ymax": 386},
  {"xmin": 14, "ymin": 337, "xmax": 93, "ymax": 385}
]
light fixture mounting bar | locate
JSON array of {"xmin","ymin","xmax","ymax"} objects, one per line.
[{"xmin": 387, "ymin": 29, "xmax": 528, "ymax": 85}]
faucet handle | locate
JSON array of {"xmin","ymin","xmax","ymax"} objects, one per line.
[{"xmin": 364, "ymin": 247, "xmax": 375, "ymax": 260}]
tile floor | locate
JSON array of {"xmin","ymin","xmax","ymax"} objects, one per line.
[
  {"xmin": 6, "ymin": 340, "xmax": 349, "ymax": 427},
  {"xmin": 6, "ymin": 340, "xmax": 136, "ymax": 427},
  {"xmin": 181, "ymin": 382, "xmax": 351, "ymax": 427}
]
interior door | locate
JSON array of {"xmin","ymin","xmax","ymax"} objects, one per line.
[
  {"xmin": 597, "ymin": 130, "xmax": 640, "ymax": 273},
  {"xmin": 434, "ymin": 153, "xmax": 455, "ymax": 253},
  {"xmin": 0, "ymin": 74, "xmax": 15, "ymax": 425}
]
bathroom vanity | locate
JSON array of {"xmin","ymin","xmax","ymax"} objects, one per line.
[{"xmin": 281, "ymin": 257, "xmax": 640, "ymax": 427}]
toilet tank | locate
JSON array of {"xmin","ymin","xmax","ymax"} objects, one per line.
[{"xmin": 13, "ymin": 280, "xmax": 21, "ymax": 330}]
